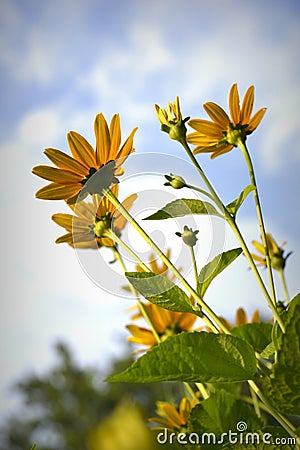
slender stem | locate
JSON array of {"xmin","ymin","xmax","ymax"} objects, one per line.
[
  {"xmin": 185, "ymin": 183, "xmax": 215, "ymax": 201},
  {"xmin": 190, "ymin": 246, "xmax": 198, "ymax": 284},
  {"xmin": 181, "ymin": 140, "xmax": 285, "ymax": 333},
  {"xmin": 109, "ymin": 231, "xmax": 149, "ymax": 272},
  {"xmin": 105, "ymin": 188, "xmax": 232, "ymax": 335},
  {"xmin": 249, "ymin": 385, "xmax": 261, "ymax": 419},
  {"xmin": 238, "ymin": 140, "xmax": 277, "ymax": 308},
  {"xmin": 112, "ymin": 247, "xmax": 161, "ymax": 343},
  {"xmin": 279, "ymin": 268, "xmax": 290, "ymax": 304}
]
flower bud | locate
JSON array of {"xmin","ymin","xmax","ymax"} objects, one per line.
[
  {"xmin": 164, "ymin": 173, "xmax": 186, "ymax": 189},
  {"xmin": 176, "ymin": 225, "xmax": 199, "ymax": 247}
]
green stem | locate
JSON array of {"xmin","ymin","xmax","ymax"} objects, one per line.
[
  {"xmin": 249, "ymin": 385, "xmax": 261, "ymax": 419},
  {"xmin": 190, "ymin": 246, "xmax": 198, "ymax": 284},
  {"xmin": 279, "ymin": 268, "xmax": 290, "ymax": 304},
  {"xmin": 185, "ymin": 183, "xmax": 215, "ymax": 201},
  {"xmin": 238, "ymin": 140, "xmax": 277, "ymax": 308},
  {"xmin": 105, "ymin": 189, "xmax": 231, "ymax": 335},
  {"xmin": 181, "ymin": 140, "xmax": 285, "ymax": 333},
  {"xmin": 112, "ymin": 246, "xmax": 160, "ymax": 343}
]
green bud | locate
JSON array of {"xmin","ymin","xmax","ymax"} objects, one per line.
[
  {"xmin": 164, "ymin": 173, "xmax": 186, "ymax": 189},
  {"xmin": 176, "ymin": 225, "xmax": 199, "ymax": 247}
]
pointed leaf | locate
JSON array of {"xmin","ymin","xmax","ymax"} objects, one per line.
[
  {"xmin": 143, "ymin": 199, "xmax": 223, "ymax": 220},
  {"xmin": 188, "ymin": 389, "xmax": 262, "ymax": 439},
  {"xmin": 107, "ymin": 332, "xmax": 258, "ymax": 383},
  {"xmin": 125, "ymin": 271, "xmax": 199, "ymax": 314},
  {"xmin": 231, "ymin": 323, "xmax": 272, "ymax": 353},
  {"xmin": 226, "ymin": 185, "xmax": 255, "ymax": 216},
  {"xmin": 197, "ymin": 248, "xmax": 243, "ymax": 298}
]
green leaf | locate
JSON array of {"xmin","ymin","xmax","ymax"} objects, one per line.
[
  {"xmin": 260, "ymin": 341, "xmax": 276, "ymax": 359},
  {"xmin": 107, "ymin": 332, "xmax": 258, "ymax": 383},
  {"xmin": 30, "ymin": 446, "xmax": 37, "ymax": 450},
  {"xmin": 226, "ymin": 185, "xmax": 255, "ymax": 217},
  {"xmin": 188, "ymin": 389, "xmax": 262, "ymax": 440},
  {"xmin": 231, "ymin": 323, "xmax": 272, "ymax": 353},
  {"xmin": 125, "ymin": 271, "xmax": 199, "ymax": 314},
  {"xmin": 263, "ymin": 293, "xmax": 300, "ymax": 414},
  {"xmin": 143, "ymin": 198, "xmax": 223, "ymax": 220},
  {"xmin": 197, "ymin": 248, "xmax": 243, "ymax": 298}
]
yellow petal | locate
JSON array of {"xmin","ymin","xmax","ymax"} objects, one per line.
[
  {"xmin": 32, "ymin": 165, "xmax": 83, "ymax": 183},
  {"xmin": 109, "ymin": 114, "xmax": 121, "ymax": 158},
  {"xmin": 251, "ymin": 309, "xmax": 260, "ymax": 323},
  {"xmin": 210, "ymin": 144, "xmax": 234, "ymax": 159},
  {"xmin": 240, "ymin": 86, "xmax": 254, "ymax": 124},
  {"xmin": 235, "ymin": 307, "xmax": 247, "ymax": 326},
  {"xmin": 203, "ymin": 102, "xmax": 230, "ymax": 129},
  {"xmin": 162, "ymin": 404, "xmax": 184, "ymax": 428},
  {"xmin": 55, "ymin": 232, "xmax": 73, "ymax": 244},
  {"xmin": 229, "ymin": 83, "xmax": 240, "ymax": 125},
  {"xmin": 178, "ymin": 313, "xmax": 197, "ymax": 330},
  {"xmin": 44, "ymin": 148, "xmax": 88, "ymax": 176},
  {"xmin": 251, "ymin": 240, "xmax": 265, "ymax": 256},
  {"xmin": 35, "ymin": 182, "xmax": 81, "ymax": 200},
  {"xmin": 116, "ymin": 127, "xmax": 138, "ymax": 161},
  {"xmin": 188, "ymin": 119, "xmax": 223, "ymax": 138},
  {"xmin": 52, "ymin": 213, "xmax": 73, "ymax": 232},
  {"xmin": 266, "ymin": 233, "xmax": 278, "ymax": 255},
  {"xmin": 67, "ymin": 131, "xmax": 96, "ymax": 168},
  {"xmin": 187, "ymin": 132, "xmax": 220, "ymax": 146},
  {"xmin": 248, "ymin": 108, "xmax": 267, "ymax": 131},
  {"xmin": 94, "ymin": 113, "xmax": 111, "ymax": 166}
]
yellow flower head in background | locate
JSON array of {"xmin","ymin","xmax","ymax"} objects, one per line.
[
  {"xmin": 251, "ymin": 233, "xmax": 292, "ymax": 271},
  {"xmin": 219, "ymin": 307, "xmax": 261, "ymax": 331},
  {"xmin": 149, "ymin": 397, "xmax": 197, "ymax": 431},
  {"xmin": 126, "ymin": 302, "xmax": 197, "ymax": 352},
  {"xmin": 32, "ymin": 113, "xmax": 137, "ymax": 203},
  {"xmin": 52, "ymin": 185, "xmax": 137, "ymax": 248},
  {"xmin": 187, "ymin": 83, "xmax": 266, "ymax": 158}
]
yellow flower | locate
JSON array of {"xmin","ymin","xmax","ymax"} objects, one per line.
[
  {"xmin": 251, "ymin": 233, "xmax": 292, "ymax": 271},
  {"xmin": 32, "ymin": 113, "xmax": 137, "ymax": 203},
  {"xmin": 149, "ymin": 397, "xmax": 197, "ymax": 431},
  {"xmin": 187, "ymin": 83, "xmax": 266, "ymax": 158},
  {"xmin": 219, "ymin": 307, "xmax": 260, "ymax": 331},
  {"xmin": 126, "ymin": 302, "xmax": 197, "ymax": 351},
  {"xmin": 52, "ymin": 185, "xmax": 137, "ymax": 248},
  {"xmin": 155, "ymin": 96, "xmax": 189, "ymax": 143}
]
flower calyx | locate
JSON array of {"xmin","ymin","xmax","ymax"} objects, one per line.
[
  {"xmin": 164, "ymin": 173, "xmax": 187, "ymax": 189},
  {"xmin": 176, "ymin": 225, "xmax": 199, "ymax": 247}
]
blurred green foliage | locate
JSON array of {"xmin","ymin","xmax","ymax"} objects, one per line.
[{"xmin": 0, "ymin": 342, "xmax": 182, "ymax": 450}]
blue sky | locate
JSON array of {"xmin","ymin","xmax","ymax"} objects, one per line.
[{"xmin": 1, "ymin": 0, "xmax": 300, "ymax": 420}]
